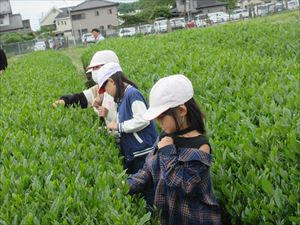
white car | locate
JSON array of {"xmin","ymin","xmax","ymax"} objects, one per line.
[
  {"xmin": 230, "ymin": 9, "xmax": 249, "ymax": 20},
  {"xmin": 153, "ymin": 19, "xmax": 168, "ymax": 33},
  {"xmin": 274, "ymin": 2, "xmax": 284, "ymax": 12},
  {"xmin": 119, "ymin": 27, "xmax": 136, "ymax": 37},
  {"xmin": 287, "ymin": 0, "xmax": 300, "ymax": 10},
  {"xmin": 33, "ymin": 41, "xmax": 46, "ymax": 51},
  {"xmin": 207, "ymin": 12, "xmax": 230, "ymax": 23},
  {"xmin": 81, "ymin": 33, "xmax": 95, "ymax": 43},
  {"xmin": 195, "ymin": 14, "xmax": 209, "ymax": 27},
  {"xmin": 139, "ymin": 24, "xmax": 154, "ymax": 35},
  {"xmin": 170, "ymin": 18, "xmax": 186, "ymax": 30}
]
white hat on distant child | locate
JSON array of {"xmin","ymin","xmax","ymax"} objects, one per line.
[
  {"xmin": 143, "ymin": 74, "xmax": 194, "ymax": 120},
  {"xmin": 86, "ymin": 50, "xmax": 119, "ymax": 73},
  {"xmin": 93, "ymin": 62, "xmax": 123, "ymax": 88}
]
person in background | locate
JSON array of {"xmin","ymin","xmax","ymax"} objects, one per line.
[
  {"xmin": 93, "ymin": 62, "xmax": 158, "ymax": 174},
  {"xmin": 128, "ymin": 75, "xmax": 222, "ymax": 225},
  {"xmin": 52, "ymin": 50, "xmax": 118, "ymax": 127},
  {"xmin": 0, "ymin": 48, "xmax": 8, "ymax": 74},
  {"xmin": 91, "ymin": 28, "xmax": 105, "ymax": 43}
]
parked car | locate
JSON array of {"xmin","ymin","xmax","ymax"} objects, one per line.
[
  {"xmin": 230, "ymin": 9, "xmax": 249, "ymax": 20},
  {"xmin": 119, "ymin": 27, "xmax": 136, "ymax": 37},
  {"xmin": 153, "ymin": 18, "xmax": 168, "ymax": 33},
  {"xmin": 33, "ymin": 41, "xmax": 46, "ymax": 51},
  {"xmin": 195, "ymin": 14, "xmax": 209, "ymax": 27},
  {"xmin": 81, "ymin": 33, "xmax": 95, "ymax": 44},
  {"xmin": 170, "ymin": 17, "xmax": 186, "ymax": 30},
  {"xmin": 257, "ymin": 3, "xmax": 275, "ymax": 16},
  {"xmin": 139, "ymin": 24, "xmax": 154, "ymax": 35},
  {"xmin": 287, "ymin": 0, "xmax": 300, "ymax": 10},
  {"xmin": 207, "ymin": 12, "xmax": 230, "ymax": 23},
  {"xmin": 274, "ymin": 2, "xmax": 284, "ymax": 12}
]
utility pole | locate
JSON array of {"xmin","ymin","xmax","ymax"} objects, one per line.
[{"xmin": 186, "ymin": 0, "xmax": 191, "ymax": 20}]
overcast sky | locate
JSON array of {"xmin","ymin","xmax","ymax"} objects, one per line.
[{"xmin": 9, "ymin": 0, "xmax": 137, "ymax": 31}]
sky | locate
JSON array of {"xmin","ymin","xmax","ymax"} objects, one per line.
[{"xmin": 9, "ymin": 0, "xmax": 137, "ymax": 31}]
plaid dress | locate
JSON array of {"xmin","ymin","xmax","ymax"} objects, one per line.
[{"xmin": 128, "ymin": 144, "xmax": 221, "ymax": 225}]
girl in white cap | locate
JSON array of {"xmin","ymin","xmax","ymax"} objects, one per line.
[
  {"xmin": 128, "ymin": 75, "xmax": 222, "ymax": 225},
  {"xmin": 93, "ymin": 62, "xmax": 158, "ymax": 174},
  {"xmin": 52, "ymin": 50, "xmax": 118, "ymax": 127}
]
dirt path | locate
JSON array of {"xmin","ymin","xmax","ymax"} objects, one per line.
[{"xmin": 61, "ymin": 46, "xmax": 87, "ymax": 73}]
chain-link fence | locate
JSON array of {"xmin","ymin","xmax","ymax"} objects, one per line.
[
  {"xmin": 0, "ymin": 36, "xmax": 83, "ymax": 57},
  {"xmin": 1, "ymin": 3, "xmax": 298, "ymax": 57}
]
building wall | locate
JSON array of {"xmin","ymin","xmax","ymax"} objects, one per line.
[
  {"xmin": 200, "ymin": 5, "xmax": 227, "ymax": 14},
  {"xmin": 0, "ymin": 0, "xmax": 12, "ymax": 15},
  {"xmin": 55, "ymin": 17, "xmax": 72, "ymax": 33},
  {"xmin": 176, "ymin": 0, "xmax": 199, "ymax": 13},
  {"xmin": 71, "ymin": 6, "xmax": 118, "ymax": 38},
  {"xmin": 0, "ymin": 14, "xmax": 10, "ymax": 26},
  {"xmin": 40, "ymin": 8, "xmax": 60, "ymax": 27},
  {"xmin": 0, "ymin": 14, "xmax": 23, "ymax": 33}
]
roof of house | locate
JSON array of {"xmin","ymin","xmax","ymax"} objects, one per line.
[
  {"xmin": 40, "ymin": 7, "xmax": 60, "ymax": 24},
  {"xmin": 71, "ymin": 0, "xmax": 118, "ymax": 12},
  {"xmin": 196, "ymin": 0, "xmax": 228, "ymax": 9},
  {"xmin": 55, "ymin": 7, "xmax": 73, "ymax": 20}
]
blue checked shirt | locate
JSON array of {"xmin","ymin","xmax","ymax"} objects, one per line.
[{"xmin": 128, "ymin": 144, "xmax": 221, "ymax": 225}]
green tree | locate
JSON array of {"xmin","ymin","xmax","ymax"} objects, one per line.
[
  {"xmin": 150, "ymin": 6, "xmax": 172, "ymax": 19},
  {"xmin": 0, "ymin": 32, "xmax": 35, "ymax": 44},
  {"xmin": 118, "ymin": 2, "xmax": 139, "ymax": 14},
  {"xmin": 119, "ymin": 14, "xmax": 146, "ymax": 26},
  {"xmin": 138, "ymin": 0, "xmax": 176, "ymax": 9},
  {"xmin": 219, "ymin": 0, "xmax": 238, "ymax": 9}
]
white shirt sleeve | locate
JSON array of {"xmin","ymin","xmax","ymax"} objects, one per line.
[
  {"xmin": 82, "ymin": 85, "xmax": 98, "ymax": 107},
  {"xmin": 119, "ymin": 100, "xmax": 150, "ymax": 133}
]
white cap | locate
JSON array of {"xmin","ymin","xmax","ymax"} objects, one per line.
[
  {"xmin": 86, "ymin": 50, "xmax": 119, "ymax": 73},
  {"xmin": 94, "ymin": 62, "xmax": 123, "ymax": 88},
  {"xmin": 144, "ymin": 74, "xmax": 194, "ymax": 120}
]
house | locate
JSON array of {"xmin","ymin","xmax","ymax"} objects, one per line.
[
  {"xmin": 54, "ymin": 7, "xmax": 73, "ymax": 37},
  {"xmin": 176, "ymin": 0, "xmax": 228, "ymax": 15},
  {"xmin": 39, "ymin": 7, "xmax": 61, "ymax": 31},
  {"xmin": 0, "ymin": 0, "xmax": 32, "ymax": 34},
  {"xmin": 70, "ymin": 0, "xmax": 119, "ymax": 39}
]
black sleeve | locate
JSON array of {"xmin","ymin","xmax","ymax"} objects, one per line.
[
  {"xmin": 0, "ymin": 49, "xmax": 7, "ymax": 69},
  {"xmin": 3, "ymin": 51, "xmax": 7, "ymax": 68},
  {"xmin": 60, "ymin": 92, "xmax": 88, "ymax": 108}
]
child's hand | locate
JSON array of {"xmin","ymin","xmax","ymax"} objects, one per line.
[
  {"xmin": 158, "ymin": 136, "xmax": 174, "ymax": 149},
  {"xmin": 52, "ymin": 99, "xmax": 65, "ymax": 108},
  {"xmin": 107, "ymin": 122, "xmax": 118, "ymax": 131},
  {"xmin": 98, "ymin": 106, "xmax": 108, "ymax": 117},
  {"xmin": 92, "ymin": 98, "xmax": 101, "ymax": 108}
]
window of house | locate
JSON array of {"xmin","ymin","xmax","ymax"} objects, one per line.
[
  {"xmin": 108, "ymin": 9, "xmax": 112, "ymax": 14},
  {"xmin": 0, "ymin": 15, "xmax": 5, "ymax": 19},
  {"xmin": 96, "ymin": 11, "xmax": 99, "ymax": 16},
  {"xmin": 57, "ymin": 21, "xmax": 60, "ymax": 26},
  {"xmin": 180, "ymin": 0, "xmax": 185, "ymax": 5},
  {"xmin": 107, "ymin": 25, "xmax": 112, "ymax": 29},
  {"xmin": 64, "ymin": 21, "xmax": 66, "ymax": 25},
  {"xmin": 99, "ymin": 26, "xmax": 104, "ymax": 30},
  {"xmin": 0, "ymin": 20, "xmax": 3, "ymax": 25},
  {"xmin": 72, "ymin": 13, "xmax": 85, "ymax": 20}
]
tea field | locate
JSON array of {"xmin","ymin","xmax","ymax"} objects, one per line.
[{"xmin": 1, "ymin": 11, "xmax": 299, "ymax": 225}]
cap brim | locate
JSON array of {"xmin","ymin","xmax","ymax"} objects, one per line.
[
  {"xmin": 86, "ymin": 68, "xmax": 92, "ymax": 74},
  {"xmin": 143, "ymin": 105, "xmax": 168, "ymax": 121}
]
